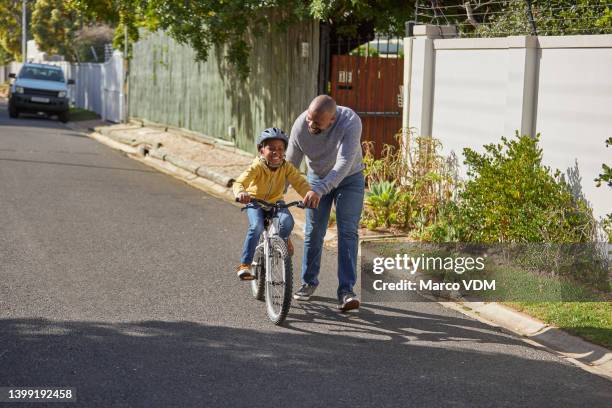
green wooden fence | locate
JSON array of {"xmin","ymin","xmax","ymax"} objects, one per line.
[{"xmin": 128, "ymin": 22, "xmax": 320, "ymax": 154}]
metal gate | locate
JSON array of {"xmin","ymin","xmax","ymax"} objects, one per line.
[{"xmin": 329, "ymin": 36, "xmax": 404, "ymax": 158}]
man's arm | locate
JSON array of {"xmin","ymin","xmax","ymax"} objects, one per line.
[{"xmin": 311, "ymin": 119, "xmax": 362, "ymax": 196}]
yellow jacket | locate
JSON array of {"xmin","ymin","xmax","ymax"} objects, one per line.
[{"xmin": 232, "ymin": 158, "xmax": 311, "ymax": 203}]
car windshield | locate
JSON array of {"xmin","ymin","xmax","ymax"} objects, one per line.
[{"xmin": 19, "ymin": 66, "xmax": 65, "ymax": 82}]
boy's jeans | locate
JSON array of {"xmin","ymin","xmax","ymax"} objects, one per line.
[
  {"xmin": 240, "ymin": 202, "xmax": 294, "ymax": 265},
  {"xmin": 302, "ymin": 171, "xmax": 365, "ymax": 299}
]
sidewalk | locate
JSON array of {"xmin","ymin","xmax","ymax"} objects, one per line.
[{"xmin": 70, "ymin": 119, "xmax": 611, "ymax": 381}]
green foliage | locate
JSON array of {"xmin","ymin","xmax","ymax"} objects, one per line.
[
  {"xmin": 362, "ymin": 132, "xmax": 458, "ymax": 232},
  {"xmin": 594, "ymin": 137, "xmax": 612, "ymax": 188},
  {"xmin": 0, "ymin": 0, "xmax": 33, "ymax": 61},
  {"xmin": 349, "ymin": 43, "xmax": 380, "ymax": 57},
  {"xmin": 67, "ymin": 0, "xmax": 415, "ymax": 77},
  {"xmin": 507, "ymin": 301, "xmax": 612, "ymax": 349},
  {"xmin": 601, "ymin": 215, "xmax": 612, "ymax": 243},
  {"xmin": 414, "ymin": 1, "xmax": 611, "ymax": 37},
  {"xmin": 328, "ymin": 208, "xmax": 336, "ymax": 227},
  {"xmin": 309, "ymin": 0, "xmax": 413, "ymax": 37},
  {"xmin": 448, "ymin": 133, "xmax": 596, "ymax": 243},
  {"xmin": 475, "ymin": 0, "xmax": 612, "ymax": 37},
  {"xmin": 365, "ymin": 180, "xmax": 399, "ymax": 228},
  {"xmin": 0, "ymin": 46, "xmax": 11, "ymax": 64},
  {"xmin": 31, "ymin": 0, "xmax": 81, "ymax": 62},
  {"xmin": 594, "ymin": 136, "xmax": 612, "ymax": 242},
  {"xmin": 66, "ymin": 0, "xmax": 153, "ymax": 58}
]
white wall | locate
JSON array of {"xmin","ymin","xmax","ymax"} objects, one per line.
[
  {"xmin": 535, "ymin": 39, "xmax": 612, "ymax": 215},
  {"xmin": 433, "ymin": 48, "xmax": 508, "ymax": 155},
  {"xmin": 404, "ymin": 29, "xmax": 612, "ymax": 220}
]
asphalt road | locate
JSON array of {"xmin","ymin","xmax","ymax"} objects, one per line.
[{"xmin": 0, "ymin": 102, "xmax": 610, "ymax": 407}]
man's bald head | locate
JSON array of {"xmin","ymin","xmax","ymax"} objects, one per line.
[
  {"xmin": 309, "ymin": 95, "xmax": 337, "ymax": 115},
  {"xmin": 306, "ymin": 95, "xmax": 337, "ymax": 134}
]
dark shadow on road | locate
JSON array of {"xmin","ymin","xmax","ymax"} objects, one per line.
[
  {"xmin": 286, "ymin": 298, "xmax": 529, "ymax": 347},
  {"xmin": 0, "ymin": 157, "xmax": 156, "ymax": 174},
  {"xmin": 0, "ymin": 318, "xmax": 609, "ymax": 408}
]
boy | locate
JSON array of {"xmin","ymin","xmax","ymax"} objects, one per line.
[{"xmin": 233, "ymin": 127, "xmax": 312, "ymax": 280}]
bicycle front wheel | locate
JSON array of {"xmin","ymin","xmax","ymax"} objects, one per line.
[
  {"xmin": 250, "ymin": 236, "xmax": 265, "ymax": 301},
  {"xmin": 265, "ymin": 236, "xmax": 292, "ymax": 325}
]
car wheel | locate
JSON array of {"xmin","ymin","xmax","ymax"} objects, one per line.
[
  {"xmin": 8, "ymin": 103, "xmax": 18, "ymax": 118},
  {"xmin": 58, "ymin": 111, "xmax": 69, "ymax": 123}
]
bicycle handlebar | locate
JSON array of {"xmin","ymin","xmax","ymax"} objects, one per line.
[{"xmin": 235, "ymin": 196, "xmax": 305, "ymax": 209}]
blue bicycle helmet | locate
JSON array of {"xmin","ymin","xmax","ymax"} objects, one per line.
[{"xmin": 256, "ymin": 127, "xmax": 288, "ymax": 150}]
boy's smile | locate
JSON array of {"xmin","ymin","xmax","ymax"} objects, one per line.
[{"xmin": 261, "ymin": 139, "xmax": 285, "ymax": 166}]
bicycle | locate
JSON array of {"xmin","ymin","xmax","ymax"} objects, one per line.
[{"xmin": 236, "ymin": 197, "xmax": 305, "ymax": 325}]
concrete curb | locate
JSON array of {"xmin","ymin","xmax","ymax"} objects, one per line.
[
  {"xmin": 92, "ymin": 124, "xmax": 237, "ymax": 189},
  {"xmin": 450, "ymin": 301, "xmax": 612, "ymax": 380},
  {"xmin": 129, "ymin": 117, "xmax": 255, "ymax": 159}
]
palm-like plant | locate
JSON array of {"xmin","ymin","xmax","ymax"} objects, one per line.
[{"xmin": 365, "ymin": 181, "xmax": 399, "ymax": 227}]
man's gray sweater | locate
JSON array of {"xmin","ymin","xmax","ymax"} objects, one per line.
[{"xmin": 286, "ymin": 106, "xmax": 364, "ymax": 196}]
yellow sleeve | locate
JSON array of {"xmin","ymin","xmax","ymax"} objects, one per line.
[
  {"xmin": 233, "ymin": 163, "xmax": 260, "ymax": 197},
  {"xmin": 285, "ymin": 162, "xmax": 311, "ymax": 198}
]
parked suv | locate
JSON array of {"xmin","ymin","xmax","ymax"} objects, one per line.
[{"xmin": 8, "ymin": 63, "xmax": 74, "ymax": 123}]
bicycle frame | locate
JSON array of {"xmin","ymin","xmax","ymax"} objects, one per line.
[
  {"xmin": 258, "ymin": 211, "xmax": 281, "ymax": 285},
  {"xmin": 242, "ymin": 198, "xmax": 303, "ymax": 279},
  {"xmin": 237, "ymin": 197, "xmax": 305, "ymax": 324}
]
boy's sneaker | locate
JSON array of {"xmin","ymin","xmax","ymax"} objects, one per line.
[
  {"xmin": 338, "ymin": 292, "xmax": 360, "ymax": 312},
  {"xmin": 236, "ymin": 264, "xmax": 254, "ymax": 281},
  {"xmin": 293, "ymin": 284, "xmax": 317, "ymax": 301}
]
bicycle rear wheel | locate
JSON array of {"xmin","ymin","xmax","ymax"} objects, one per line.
[
  {"xmin": 250, "ymin": 236, "xmax": 265, "ymax": 301},
  {"xmin": 265, "ymin": 236, "xmax": 292, "ymax": 325}
]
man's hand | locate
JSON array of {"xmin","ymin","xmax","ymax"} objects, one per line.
[
  {"xmin": 237, "ymin": 192, "xmax": 251, "ymax": 204},
  {"xmin": 303, "ymin": 191, "xmax": 320, "ymax": 208}
]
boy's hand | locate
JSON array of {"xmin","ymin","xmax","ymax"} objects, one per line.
[
  {"xmin": 303, "ymin": 191, "xmax": 320, "ymax": 208},
  {"xmin": 237, "ymin": 192, "xmax": 251, "ymax": 204}
]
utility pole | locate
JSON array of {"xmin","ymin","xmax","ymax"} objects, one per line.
[
  {"xmin": 21, "ymin": 0, "xmax": 26, "ymax": 62},
  {"xmin": 123, "ymin": 21, "xmax": 129, "ymax": 123}
]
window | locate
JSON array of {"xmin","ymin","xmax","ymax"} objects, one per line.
[{"xmin": 19, "ymin": 66, "xmax": 65, "ymax": 82}]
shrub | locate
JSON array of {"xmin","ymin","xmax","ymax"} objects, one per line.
[
  {"xmin": 361, "ymin": 132, "xmax": 458, "ymax": 232},
  {"xmin": 449, "ymin": 133, "xmax": 597, "ymax": 243}
]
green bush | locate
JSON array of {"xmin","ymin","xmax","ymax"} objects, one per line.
[{"xmin": 445, "ymin": 133, "xmax": 596, "ymax": 243}]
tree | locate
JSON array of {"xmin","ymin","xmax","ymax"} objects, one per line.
[
  {"xmin": 412, "ymin": 1, "xmax": 612, "ymax": 37},
  {"xmin": 74, "ymin": 24, "xmax": 115, "ymax": 62},
  {"xmin": 0, "ymin": 45, "xmax": 12, "ymax": 65},
  {"xmin": 31, "ymin": 0, "xmax": 82, "ymax": 61},
  {"xmin": 0, "ymin": 0, "xmax": 33, "ymax": 61},
  {"xmin": 65, "ymin": 0, "xmax": 156, "ymax": 56},
  {"xmin": 66, "ymin": 0, "xmax": 417, "ymax": 78},
  {"xmin": 475, "ymin": 0, "xmax": 612, "ymax": 37}
]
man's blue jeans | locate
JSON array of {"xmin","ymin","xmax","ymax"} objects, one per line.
[
  {"xmin": 302, "ymin": 171, "xmax": 365, "ymax": 299},
  {"xmin": 240, "ymin": 202, "xmax": 294, "ymax": 265}
]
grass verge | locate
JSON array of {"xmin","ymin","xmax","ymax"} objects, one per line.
[
  {"xmin": 504, "ymin": 301, "xmax": 611, "ymax": 349},
  {"xmin": 69, "ymin": 107, "xmax": 100, "ymax": 122}
]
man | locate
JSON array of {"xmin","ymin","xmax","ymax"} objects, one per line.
[{"xmin": 286, "ymin": 95, "xmax": 365, "ymax": 312}]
